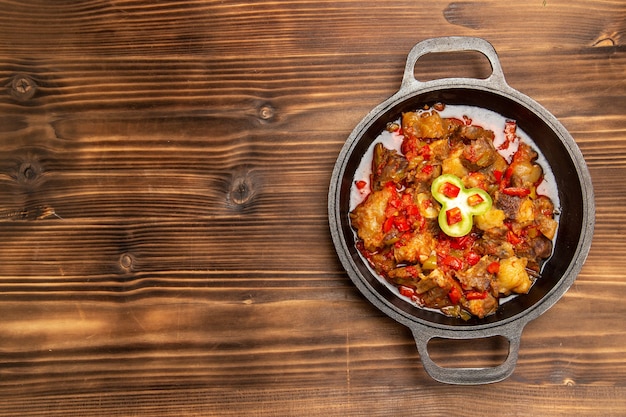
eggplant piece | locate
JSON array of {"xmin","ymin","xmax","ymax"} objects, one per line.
[
  {"xmin": 461, "ymin": 136, "xmax": 498, "ymax": 171},
  {"xmin": 370, "ymin": 143, "xmax": 408, "ymax": 191},
  {"xmin": 455, "ymin": 256, "xmax": 494, "ymax": 293}
]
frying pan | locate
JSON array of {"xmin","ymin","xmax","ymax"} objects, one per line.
[{"xmin": 328, "ymin": 37, "xmax": 594, "ymax": 384}]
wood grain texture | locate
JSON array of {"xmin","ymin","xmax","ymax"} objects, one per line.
[{"xmin": 0, "ymin": 0, "xmax": 624, "ymax": 416}]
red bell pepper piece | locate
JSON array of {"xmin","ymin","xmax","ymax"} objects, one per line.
[
  {"xmin": 502, "ymin": 187, "xmax": 531, "ymax": 197},
  {"xmin": 465, "ymin": 251, "xmax": 481, "ymax": 266},
  {"xmin": 446, "ymin": 207, "xmax": 463, "ymax": 226},
  {"xmin": 499, "ymin": 166, "xmax": 514, "ymax": 190},
  {"xmin": 405, "ymin": 204, "xmax": 419, "ymax": 216},
  {"xmin": 448, "ymin": 286, "xmax": 461, "ymax": 304},
  {"xmin": 487, "ymin": 261, "xmax": 500, "ymax": 274},
  {"xmin": 465, "ymin": 290, "xmax": 488, "ymax": 300},
  {"xmin": 399, "ymin": 285, "xmax": 415, "ymax": 298},
  {"xmin": 498, "ymin": 120, "xmax": 518, "ymax": 150},
  {"xmin": 507, "ymin": 230, "xmax": 523, "ymax": 245},
  {"xmin": 442, "ymin": 255, "xmax": 463, "ymax": 271},
  {"xmin": 393, "ymin": 216, "xmax": 410, "ymax": 232},
  {"xmin": 467, "ymin": 193, "xmax": 485, "ymax": 206},
  {"xmin": 383, "ymin": 216, "xmax": 395, "ymax": 233},
  {"xmin": 389, "ymin": 196, "xmax": 401, "ymax": 208},
  {"xmin": 450, "ymin": 234, "xmax": 475, "ymax": 250},
  {"xmin": 441, "ymin": 182, "xmax": 461, "ymax": 199}
]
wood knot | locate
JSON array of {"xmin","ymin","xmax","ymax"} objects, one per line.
[
  {"xmin": 18, "ymin": 161, "xmax": 41, "ymax": 183},
  {"xmin": 119, "ymin": 253, "xmax": 135, "ymax": 271},
  {"xmin": 228, "ymin": 167, "xmax": 257, "ymax": 207},
  {"xmin": 13, "ymin": 154, "xmax": 46, "ymax": 191},
  {"xmin": 10, "ymin": 74, "xmax": 36, "ymax": 101},
  {"xmin": 443, "ymin": 2, "xmax": 483, "ymax": 30},
  {"xmin": 563, "ymin": 378, "xmax": 576, "ymax": 386},
  {"xmin": 258, "ymin": 103, "xmax": 275, "ymax": 122},
  {"xmin": 230, "ymin": 177, "xmax": 253, "ymax": 205},
  {"xmin": 592, "ymin": 37, "xmax": 617, "ymax": 47}
]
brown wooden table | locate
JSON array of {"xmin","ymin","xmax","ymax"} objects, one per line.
[{"xmin": 0, "ymin": 1, "xmax": 624, "ymax": 415}]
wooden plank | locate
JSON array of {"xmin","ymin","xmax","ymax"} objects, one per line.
[{"xmin": 0, "ymin": 0, "xmax": 624, "ymax": 415}]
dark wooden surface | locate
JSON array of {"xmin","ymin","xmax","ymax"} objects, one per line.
[{"xmin": 0, "ymin": 1, "xmax": 624, "ymax": 415}]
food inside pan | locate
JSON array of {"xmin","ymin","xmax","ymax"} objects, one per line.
[{"xmin": 349, "ymin": 103, "xmax": 560, "ymax": 320}]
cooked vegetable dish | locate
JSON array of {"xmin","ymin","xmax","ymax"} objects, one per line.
[{"xmin": 350, "ymin": 103, "xmax": 559, "ymax": 319}]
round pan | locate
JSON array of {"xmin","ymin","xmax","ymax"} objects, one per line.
[{"xmin": 328, "ymin": 37, "xmax": 595, "ymax": 384}]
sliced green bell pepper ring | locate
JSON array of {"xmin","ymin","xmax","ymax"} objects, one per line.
[{"xmin": 431, "ymin": 174, "xmax": 492, "ymax": 237}]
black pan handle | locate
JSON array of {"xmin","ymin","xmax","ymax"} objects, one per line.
[
  {"xmin": 411, "ymin": 322, "xmax": 524, "ymax": 385},
  {"xmin": 400, "ymin": 36, "xmax": 508, "ymax": 92}
]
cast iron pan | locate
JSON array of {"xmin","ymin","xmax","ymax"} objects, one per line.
[{"xmin": 328, "ymin": 37, "xmax": 594, "ymax": 384}]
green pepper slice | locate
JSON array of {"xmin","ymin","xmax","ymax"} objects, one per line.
[{"xmin": 431, "ymin": 174, "xmax": 492, "ymax": 237}]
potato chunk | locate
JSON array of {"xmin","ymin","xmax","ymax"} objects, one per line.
[
  {"xmin": 475, "ymin": 207, "xmax": 506, "ymax": 231},
  {"xmin": 394, "ymin": 231, "xmax": 436, "ymax": 264},
  {"xmin": 516, "ymin": 197, "xmax": 535, "ymax": 225},
  {"xmin": 402, "ymin": 110, "xmax": 445, "ymax": 140},
  {"xmin": 350, "ymin": 186, "xmax": 393, "ymax": 252},
  {"xmin": 442, "ymin": 146, "xmax": 469, "ymax": 178},
  {"xmin": 497, "ymin": 256, "xmax": 532, "ymax": 295},
  {"xmin": 464, "ymin": 294, "xmax": 498, "ymax": 319}
]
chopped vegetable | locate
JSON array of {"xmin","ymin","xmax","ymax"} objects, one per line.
[
  {"xmin": 422, "ymin": 254, "xmax": 438, "ymax": 270},
  {"xmin": 431, "ymin": 174, "xmax": 492, "ymax": 237},
  {"xmin": 465, "ymin": 290, "xmax": 488, "ymax": 300},
  {"xmin": 467, "ymin": 193, "xmax": 485, "ymax": 206},
  {"xmin": 446, "ymin": 207, "xmax": 463, "ymax": 226},
  {"xmin": 448, "ymin": 286, "xmax": 462, "ymax": 304},
  {"xmin": 498, "ymin": 119, "xmax": 518, "ymax": 151},
  {"xmin": 466, "ymin": 251, "xmax": 481, "ymax": 266},
  {"xmin": 441, "ymin": 181, "xmax": 461, "ymax": 198},
  {"xmin": 487, "ymin": 261, "xmax": 500, "ymax": 274},
  {"xmin": 502, "ymin": 187, "xmax": 531, "ymax": 197},
  {"xmin": 399, "ymin": 285, "xmax": 415, "ymax": 298}
]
